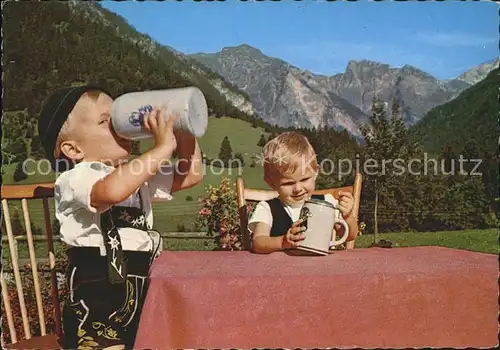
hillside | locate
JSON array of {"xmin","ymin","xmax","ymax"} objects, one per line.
[
  {"xmin": 87, "ymin": 1, "xmax": 257, "ymax": 118},
  {"xmin": 139, "ymin": 117, "xmax": 272, "ymax": 161},
  {"xmin": 2, "ymin": 1, "xmax": 253, "ymax": 121},
  {"xmin": 3, "ymin": 1, "xmax": 359, "ymax": 153},
  {"xmin": 412, "ymin": 68, "xmax": 498, "ymax": 156},
  {"xmin": 412, "ymin": 68, "xmax": 499, "ymax": 197}
]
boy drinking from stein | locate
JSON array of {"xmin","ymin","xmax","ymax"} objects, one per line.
[
  {"xmin": 37, "ymin": 85, "xmax": 203, "ymax": 349},
  {"xmin": 249, "ymin": 132, "xmax": 358, "ymax": 253}
]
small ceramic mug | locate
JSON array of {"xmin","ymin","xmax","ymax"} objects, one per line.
[{"xmin": 294, "ymin": 198, "xmax": 349, "ymax": 256}]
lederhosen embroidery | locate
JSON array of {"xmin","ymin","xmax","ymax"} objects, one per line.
[
  {"xmin": 100, "ymin": 189, "xmax": 162, "ymax": 284},
  {"xmin": 62, "ymin": 188, "xmax": 162, "ymax": 349},
  {"xmin": 267, "ymin": 194, "xmax": 325, "ymax": 237}
]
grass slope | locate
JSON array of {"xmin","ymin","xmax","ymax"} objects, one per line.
[{"xmin": 355, "ymin": 229, "xmax": 498, "ymax": 254}]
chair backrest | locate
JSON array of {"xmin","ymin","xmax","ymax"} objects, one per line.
[
  {"xmin": 236, "ymin": 173, "xmax": 363, "ymax": 251},
  {"xmin": 1, "ymin": 183, "xmax": 62, "ymax": 345}
]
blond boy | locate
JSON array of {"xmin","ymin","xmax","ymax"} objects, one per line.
[
  {"xmin": 249, "ymin": 132, "xmax": 357, "ymax": 253},
  {"xmin": 38, "ymin": 85, "xmax": 203, "ymax": 349}
]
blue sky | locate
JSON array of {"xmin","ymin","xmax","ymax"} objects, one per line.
[{"xmin": 100, "ymin": 0, "xmax": 498, "ymax": 80}]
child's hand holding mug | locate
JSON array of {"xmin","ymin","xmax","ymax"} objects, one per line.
[
  {"xmin": 337, "ymin": 191, "xmax": 354, "ymax": 218},
  {"xmin": 282, "ymin": 219, "xmax": 306, "ymax": 249}
]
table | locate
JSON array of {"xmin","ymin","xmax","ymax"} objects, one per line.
[{"xmin": 134, "ymin": 246, "xmax": 498, "ymax": 349}]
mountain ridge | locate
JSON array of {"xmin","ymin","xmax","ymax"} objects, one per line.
[
  {"xmin": 5, "ymin": 0, "xmax": 496, "ymax": 139},
  {"xmin": 191, "ymin": 44, "xmax": 497, "ymax": 135},
  {"xmin": 69, "ymin": 0, "xmax": 258, "ymax": 118}
]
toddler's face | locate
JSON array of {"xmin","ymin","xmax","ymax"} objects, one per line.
[
  {"xmin": 271, "ymin": 162, "xmax": 318, "ymax": 207},
  {"xmin": 72, "ymin": 92, "xmax": 132, "ymax": 166}
]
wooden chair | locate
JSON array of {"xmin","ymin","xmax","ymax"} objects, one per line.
[
  {"xmin": 235, "ymin": 173, "xmax": 362, "ymax": 251},
  {"xmin": 1, "ymin": 183, "xmax": 63, "ymax": 349}
]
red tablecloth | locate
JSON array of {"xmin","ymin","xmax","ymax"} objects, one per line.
[{"xmin": 134, "ymin": 246, "xmax": 498, "ymax": 349}]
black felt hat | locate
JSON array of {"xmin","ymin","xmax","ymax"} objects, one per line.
[{"xmin": 38, "ymin": 85, "xmax": 112, "ymax": 172}]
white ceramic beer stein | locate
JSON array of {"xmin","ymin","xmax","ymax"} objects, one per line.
[
  {"xmin": 294, "ymin": 198, "xmax": 349, "ymax": 256},
  {"xmin": 111, "ymin": 87, "xmax": 208, "ymax": 140}
]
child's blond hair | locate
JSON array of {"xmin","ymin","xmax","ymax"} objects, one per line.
[{"xmin": 263, "ymin": 132, "xmax": 318, "ymax": 180}]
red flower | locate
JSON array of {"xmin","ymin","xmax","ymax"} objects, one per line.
[{"xmin": 199, "ymin": 208, "xmax": 211, "ymax": 216}]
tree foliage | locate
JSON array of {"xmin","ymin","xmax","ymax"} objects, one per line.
[
  {"xmin": 218, "ymin": 136, "xmax": 233, "ymax": 167},
  {"xmin": 257, "ymin": 134, "xmax": 266, "ymax": 147}
]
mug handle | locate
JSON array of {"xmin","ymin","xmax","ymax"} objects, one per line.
[{"xmin": 329, "ymin": 216, "xmax": 349, "ymax": 249}]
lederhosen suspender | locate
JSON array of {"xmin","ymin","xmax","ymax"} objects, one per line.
[
  {"xmin": 267, "ymin": 194, "xmax": 325, "ymax": 237},
  {"xmin": 99, "ymin": 188, "xmax": 161, "ymax": 284}
]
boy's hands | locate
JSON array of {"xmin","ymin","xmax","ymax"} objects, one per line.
[
  {"xmin": 282, "ymin": 219, "xmax": 306, "ymax": 249},
  {"xmin": 91, "ymin": 108, "xmax": 182, "ymax": 210},
  {"xmin": 143, "ymin": 107, "xmax": 178, "ymax": 158},
  {"xmin": 337, "ymin": 191, "xmax": 354, "ymax": 218}
]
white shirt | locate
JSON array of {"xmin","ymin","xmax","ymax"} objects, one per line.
[
  {"xmin": 248, "ymin": 193, "xmax": 338, "ymax": 234},
  {"xmin": 54, "ymin": 161, "xmax": 174, "ymax": 254}
]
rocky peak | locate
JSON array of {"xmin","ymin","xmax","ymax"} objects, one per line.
[
  {"xmin": 222, "ymin": 44, "xmax": 263, "ymax": 56},
  {"xmin": 400, "ymin": 64, "xmax": 436, "ymax": 81},
  {"xmin": 345, "ymin": 60, "xmax": 391, "ymax": 76},
  {"xmin": 457, "ymin": 58, "xmax": 499, "ymax": 85},
  {"xmin": 217, "ymin": 44, "xmax": 289, "ymax": 69}
]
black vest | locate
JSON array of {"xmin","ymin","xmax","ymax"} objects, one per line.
[{"xmin": 267, "ymin": 194, "xmax": 325, "ymax": 237}]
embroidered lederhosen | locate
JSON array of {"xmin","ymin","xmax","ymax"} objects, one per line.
[
  {"xmin": 62, "ymin": 190, "xmax": 162, "ymax": 350},
  {"xmin": 267, "ymin": 194, "xmax": 325, "ymax": 237}
]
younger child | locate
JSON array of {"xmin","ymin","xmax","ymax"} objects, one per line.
[
  {"xmin": 38, "ymin": 85, "xmax": 203, "ymax": 349},
  {"xmin": 249, "ymin": 132, "xmax": 357, "ymax": 253}
]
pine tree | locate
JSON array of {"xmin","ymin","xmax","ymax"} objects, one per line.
[
  {"xmin": 360, "ymin": 97, "xmax": 413, "ymax": 237},
  {"xmin": 257, "ymin": 134, "xmax": 266, "ymax": 147},
  {"xmin": 361, "ymin": 97, "xmax": 388, "ymax": 237},
  {"xmin": 13, "ymin": 160, "xmax": 28, "ymax": 182},
  {"xmin": 390, "ymin": 99, "xmax": 408, "ymax": 153},
  {"xmin": 218, "ymin": 136, "xmax": 233, "ymax": 167}
]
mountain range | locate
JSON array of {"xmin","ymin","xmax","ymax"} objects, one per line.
[
  {"xmin": 4, "ymin": 0, "xmax": 498, "ymax": 141},
  {"xmin": 63, "ymin": 1, "xmax": 500, "ymax": 137},
  {"xmin": 191, "ymin": 45, "xmax": 498, "ymax": 136}
]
